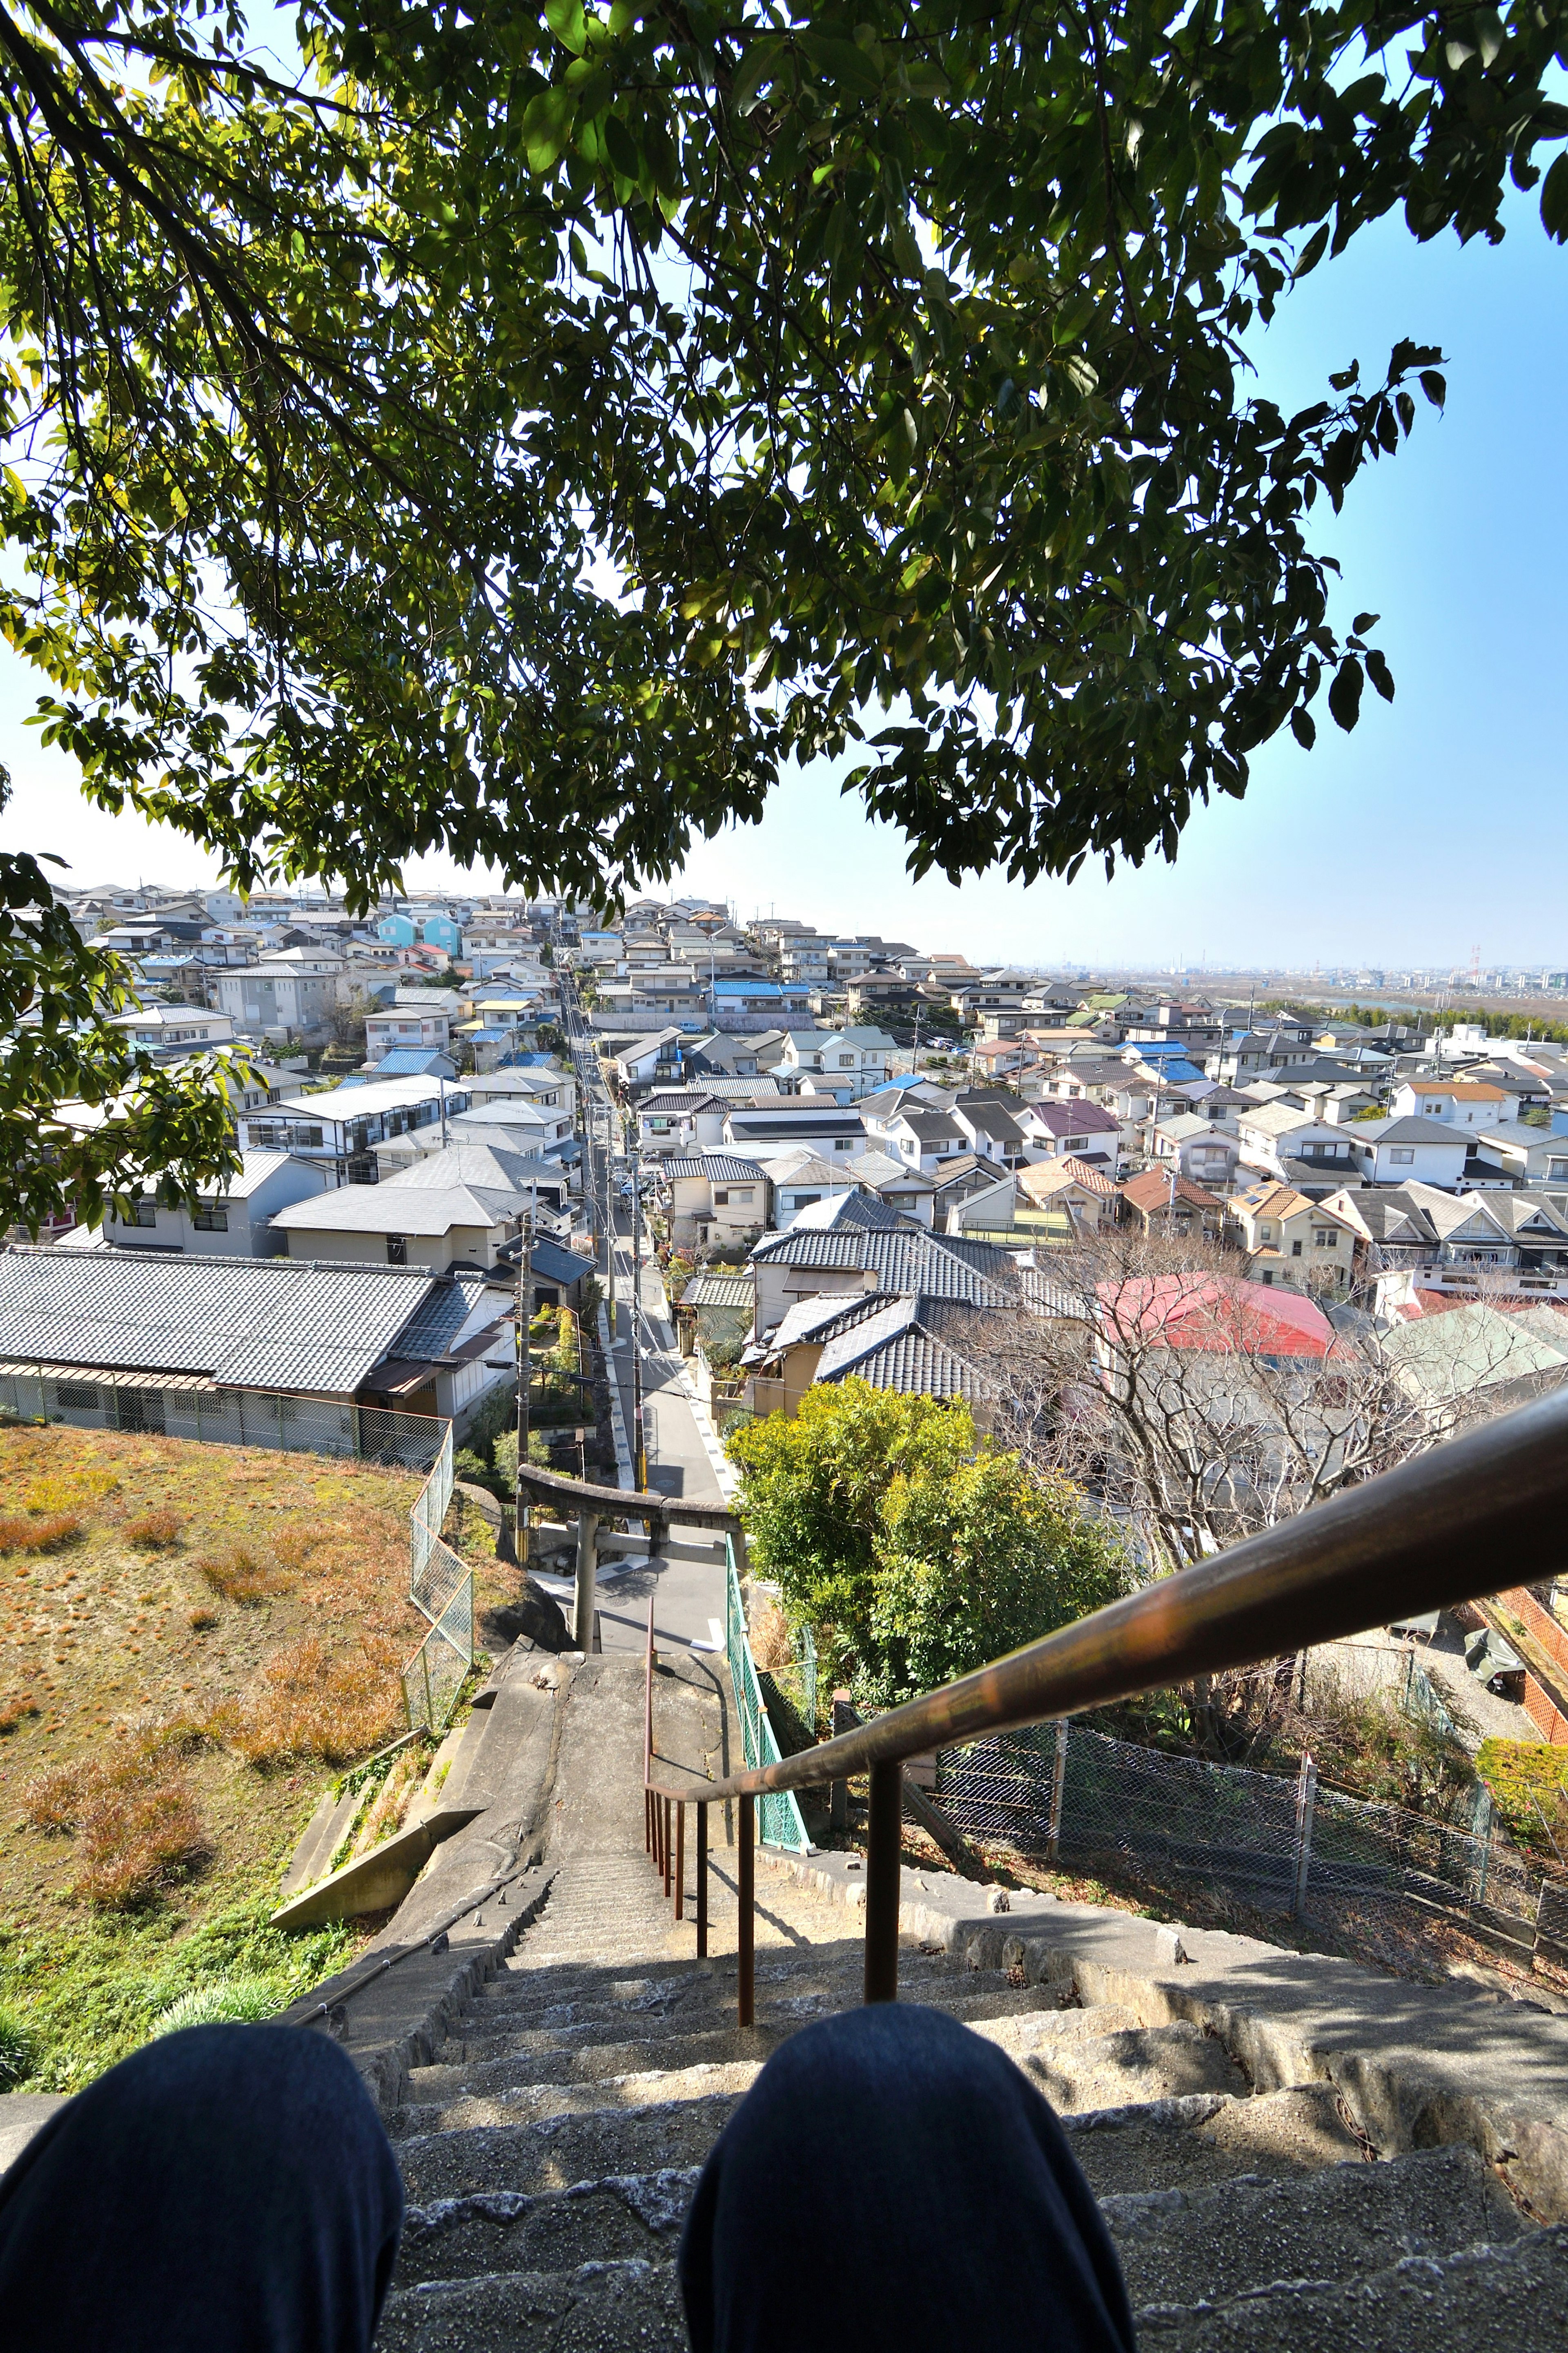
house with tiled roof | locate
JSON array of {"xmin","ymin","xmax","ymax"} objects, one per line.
[
  {"xmin": 1149, "ymin": 1112, "xmax": 1241, "ymax": 1192},
  {"xmin": 744, "ymin": 1192, "xmax": 1011, "ymax": 1341},
  {"xmin": 1225, "ymin": 1181, "xmax": 1356, "ymax": 1294},
  {"xmin": 1118, "ymin": 1169, "xmax": 1224, "ymax": 1241},
  {"xmin": 1018, "ymin": 1154, "xmax": 1120, "ymax": 1232},
  {"xmin": 1023, "ymin": 1097, "xmax": 1122, "ymax": 1167},
  {"xmin": 743, "ymin": 1289, "xmax": 996, "ymax": 1420},
  {"xmin": 657, "ymin": 1152, "xmax": 770, "ymax": 1250}
]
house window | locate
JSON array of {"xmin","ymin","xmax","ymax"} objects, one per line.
[
  {"xmin": 1550, "ymin": 1160, "xmax": 1568, "ymax": 1181},
  {"xmin": 1390, "ymin": 1148, "xmax": 1415, "ymax": 1165},
  {"xmin": 192, "ymin": 1204, "xmax": 229, "ymax": 1232},
  {"xmin": 713, "ymin": 1190, "xmax": 729, "ymax": 1205},
  {"xmin": 386, "ymin": 1235, "xmax": 408, "ymax": 1265},
  {"xmin": 132, "ymin": 1199, "xmax": 158, "ymax": 1228},
  {"xmin": 838, "ymin": 1056, "xmax": 855, "ymax": 1068},
  {"xmin": 1291, "ymin": 1239, "xmax": 1303, "ymax": 1256},
  {"xmin": 1312, "ymin": 1229, "xmax": 1337, "ymax": 1249},
  {"xmin": 55, "ymin": 1383, "xmax": 100, "ymax": 1410}
]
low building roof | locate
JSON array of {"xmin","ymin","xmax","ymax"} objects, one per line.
[
  {"xmin": 272, "ymin": 1184, "xmax": 506, "ymax": 1238},
  {"xmin": 663, "ymin": 1154, "xmax": 768, "ymax": 1183},
  {"xmin": 0, "ymin": 1246, "xmax": 495, "ymax": 1394},
  {"xmin": 1120, "ymin": 1170, "xmax": 1222, "ymax": 1215}
]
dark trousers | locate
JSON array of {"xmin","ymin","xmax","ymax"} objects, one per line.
[
  {"xmin": 0, "ymin": 2023, "xmax": 404, "ymax": 2353},
  {"xmin": 679, "ymin": 2001, "xmax": 1137, "ymax": 2353}
]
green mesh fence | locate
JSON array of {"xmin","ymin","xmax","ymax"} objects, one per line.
[{"xmin": 726, "ymin": 1540, "xmax": 811, "ymax": 1854}]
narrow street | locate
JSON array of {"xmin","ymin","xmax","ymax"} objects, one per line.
[{"xmin": 546, "ymin": 979, "xmax": 733, "ymax": 1660}]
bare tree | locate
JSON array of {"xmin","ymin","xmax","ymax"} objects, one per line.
[{"xmin": 954, "ymin": 1228, "xmax": 1541, "ymax": 1760}]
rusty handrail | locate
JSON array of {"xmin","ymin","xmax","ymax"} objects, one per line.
[{"xmin": 647, "ymin": 1383, "xmax": 1568, "ymax": 1811}]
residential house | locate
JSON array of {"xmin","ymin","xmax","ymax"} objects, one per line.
[
  {"xmin": 1149, "ymin": 1113, "xmax": 1241, "ymax": 1191},
  {"xmin": 1225, "ymin": 1181, "xmax": 1356, "ymax": 1293},
  {"xmin": 753, "ymin": 1292, "xmax": 996, "ymax": 1418},
  {"xmin": 944, "ymin": 1173, "xmax": 1075, "ymax": 1251},
  {"xmin": 270, "ymin": 1173, "xmax": 522, "ymax": 1274},
  {"xmin": 744, "ymin": 1190, "xmax": 1010, "ymax": 1343},
  {"xmin": 842, "ymin": 1151, "xmax": 936, "ymax": 1227},
  {"xmin": 0, "ymin": 1246, "xmax": 512, "ymax": 1434},
  {"xmin": 1118, "ymin": 1169, "xmax": 1225, "ymax": 1241},
  {"xmin": 637, "ymin": 1088, "xmax": 727, "ymax": 1159},
  {"xmin": 1346, "ymin": 1116, "xmax": 1470, "ymax": 1191},
  {"xmin": 751, "ymin": 1148, "xmax": 855, "ymax": 1227},
  {"xmin": 724, "ymin": 1106, "xmax": 866, "ymax": 1161},
  {"xmin": 1025, "ymin": 1098, "xmax": 1122, "ymax": 1169},
  {"xmin": 109, "ymin": 1008, "xmax": 237, "ymax": 1060},
  {"xmin": 608, "ymin": 1028, "xmax": 685, "ymax": 1091},
  {"xmin": 875, "ymin": 1104, "xmax": 970, "ymax": 1173},
  {"xmin": 365, "ymin": 1001, "xmax": 454, "ymax": 1065},
  {"xmin": 1017, "ymin": 1154, "xmax": 1120, "ymax": 1232},
  {"xmin": 468, "ymin": 1065, "xmax": 577, "ymax": 1126},
  {"xmin": 969, "ymin": 1037, "xmax": 1028, "ymax": 1079},
  {"xmin": 1472, "ymin": 1128, "xmax": 1568, "ymax": 1186},
  {"xmin": 442, "ymin": 1099, "xmax": 571, "ymax": 1164},
  {"xmin": 238, "ymin": 1074, "xmax": 472, "ymax": 1182},
  {"xmin": 1392, "ymin": 1079, "xmax": 1516, "ymax": 1129},
  {"xmin": 658, "ymin": 1153, "xmax": 771, "ymax": 1251},
  {"xmin": 1203, "ymin": 1022, "xmax": 1319, "ymax": 1085},
  {"xmin": 929, "ymin": 1153, "xmax": 1014, "ymax": 1227},
  {"xmin": 1095, "ymin": 1273, "xmax": 1338, "ymax": 1387},
  {"xmin": 1235, "ymin": 1103, "xmax": 1362, "ymax": 1192},
  {"xmin": 214, "ymin": 955, "xmax": 345, "ymax": 1040},
  {"xmin": 775, "ymin": 1026, "xmax": 895, "ymax": 1094},
  {"xmin": 94, "ymin": 1152, "xmax": 331, "ymax": 1258}
]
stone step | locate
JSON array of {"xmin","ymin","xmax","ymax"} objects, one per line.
[
  {"xmin": 985, "ymin": 2017, "xmax": 1249, "ymax": 2112},
  {"xmin": 1134, "ymin": 2220, "xmax": 1568, "ymax": 2353},
  {"xmin": 406, "ymin": 2023, "xmax": 784, "ymax": 2103},
  {"xmin": 1106, "ymin": 2144, "xmax": 1524, "ymax": 2313},
  {"xmin": 1062, "ymin": 2086, "xmax": 1364, "ymax": 2201},
  {"xmin": 392, "ymin": 2057, "xmax": 764, "ymax": 2141},
  {"xmin": 396, "ymin": 2096, "xmax": 748, "ymax": 2205},
  {"xmin": 393, "ymin": 2169, "xmax": 697, "ymax": 2288},
  {"xmin": 374, "ymin": 2255, "xmax": 684, "ymax": 2353},
  {"xmin": 378, "ymin": 2149, "xmax": 1550, "ymax": 2353},
  {"xmin": 391, "ymin": 2135, "xmax": 1519, "ymax": 2303},
  {"xmin": 455, "ymin": 1965, "xmax": 1054, "ymax": 2052},
  {"xmin": 394, "ymin": 2077, "xmax": 1359, "ymax": 2225}
]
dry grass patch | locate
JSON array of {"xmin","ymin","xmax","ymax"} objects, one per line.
[
  {"xmin": 23, "ymin": 1729, "xmax": 208, "ymax": 1908},
  {"xmin": 125, "ymin": 1510, "xmax": 184, "ymax": 1551},
  {"xmin": 198, "ymin": 1542, "xmax": 289, "ymax": 1605},
  {"xmin": 0, "ymin": 1514, "xmax": 82, "ymax": 1554},
  {"xmin": 210, "ymin": 1635, "xmax": 405, "ymax": 1767}
]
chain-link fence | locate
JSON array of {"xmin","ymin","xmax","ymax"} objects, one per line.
[
  {"xmin": 402, "ymin": 1428, "xmax": 473, "ymax": 1733},
  {"xmin": 0, "ymin": 1367, "xmax": 445, "ymax": 1470},
  {"xmin": 937, "ymin": 1720, "xmax": 1568, "ymax": 1965},
  {"xmin": 727, "ymin": 1540, "xmax": 810, "ymax": 1854}
]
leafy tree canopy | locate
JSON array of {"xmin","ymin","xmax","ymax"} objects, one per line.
[
  {"xmin": 726, "ymin": 1380, "xmax": 1128, "ymax": 1705},
  {"xmin": 1, "ymin": 0, "xmax": 1564, "ymax": 1224}
]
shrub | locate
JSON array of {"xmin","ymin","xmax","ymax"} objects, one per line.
[
  {"xmin": 187, "ymin": 1606, "xmax": 218, "ymax": 1630},
  {"xmin": 151, "ymin": 1977, "xmax": 279, "ymax": 2036},
  {"xmin": 125, "ymin": 1508, "xmax": 184, "ymax": 1550},
  {"xmin": 1477, "ymin": 1737, "xmax": 1568, "ymax": 1861},
  {"xmin": 198, "ymin": 1543, "xmax": 286, "ymax": 1604},
  {"xmin": 0, "ymin": 1513, "xmax": 82, "ymax": 1553},
  {"xmin": 211, "ymin": 1634, "xmax": 403, "ymax": 1766},
  {"xmin": 0, "ymin": 2005, "xmax": 38, "ymax": 2090},
  {"xmin": 729, "ymin": 1380, "xmax": 1129, "ymax": 1708},
  {"xmin": 0, "ymin": 1693, "xmax": 39, "ymax": 1735}
]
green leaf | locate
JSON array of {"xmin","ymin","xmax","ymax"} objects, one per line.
[
  {"xmin": 544, "ymin": 0, "xmax": 588, "ymax": 54},
  {"xmin": 1365, "ymin": 649, "xmax": 1395, "ymax": 702},
  {"xmin": 1543, "ymin": 154, "xmax": 1568, "ymax": 242},
  {"xmin": 1327, "ymin": 657, "xmax": 1364, "ymax": 732},
  {"xmin": 521, "ymin": 85, "xmax": 576, "ymax": 172},
  {"xmin": 1290, "ymin": 706, "xmax": 1316, "ymax": 750}
]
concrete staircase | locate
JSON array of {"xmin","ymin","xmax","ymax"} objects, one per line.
[{"xmin": 370, "ymin": 1653, "xmax": 1568, "ymax": 2351}]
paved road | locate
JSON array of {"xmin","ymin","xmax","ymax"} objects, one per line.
[{"xmin": 550, "ymin": 983, "xmax": 731, "ymax": 1660}]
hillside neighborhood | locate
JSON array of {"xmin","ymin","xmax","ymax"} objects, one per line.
[{"xmin": 11, "ymin": 882, "xmax": 1568, "ymax": 1762}]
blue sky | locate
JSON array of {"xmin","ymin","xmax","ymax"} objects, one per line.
[{"xmin": 0, "ymin": 167, "xmax": 1561, "ymax": 971}]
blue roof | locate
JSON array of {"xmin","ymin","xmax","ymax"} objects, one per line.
[
  {"xmin": 529, "ymin": 1237, "xmax": 596, "ymax": 1286},
  {"xmin": 374, "ymin": 1047, "xmax": 457, "ymax": 1076}
]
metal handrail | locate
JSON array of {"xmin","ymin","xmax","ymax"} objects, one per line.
[{"xmin": 642, "ymin": 1385, "xmax": 1568, "ymax": 2016}]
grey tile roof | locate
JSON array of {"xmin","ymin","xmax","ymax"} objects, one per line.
[
  {"xmin": 0, "ymin": 1246, "xmax": 485, "ymax": 1396},
  {"xmin": 662, "ymin": 1155, "xmax": 768, "ymax": 1182},
  {"xmin": 749, "ymin": 1223, "xmax": 1009, "ymax": 1303},
  {"xmin": 679, "ymin": 1273, "xmax": 755, "ymax": 1311},
  {"xmin": 271, "ymin": 1184, "xmax": 505, "ymax": 1237},
  {"xmin": 814, "ymin": 1296, "xmax": 991, "ymax": 1399}
]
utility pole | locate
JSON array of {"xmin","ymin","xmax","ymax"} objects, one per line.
[
  {"xmin": 515, "ymin": 1199, "xmax": 533, "ymax": 1567},
  {"xmin": 630, "ymin": 1136, "xmax": 647, "ymax": 1491}
]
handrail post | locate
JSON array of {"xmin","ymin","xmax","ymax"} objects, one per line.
[
  {"xmin": 696, "ymin": 1800, "xmax": 708, "ymax": 1957},
  {"xmin": 664, "ymin": 1796, "xmax": 674, "ymax": 1899},
  {"xmin": 738, "ymin": 1793, "xmax": 755, "ymax": 2027},
  {"xmin": 864, "ymin": 1758, "xmax": 902, "ymax": 2004},
  {"xmin": 1046, "ymin": 1720, "xmax": 1069, "ymax": 1862},
  {"xmin": 644, "ymin": 1592, "xmax": 655, "ymax": 1779},
  {"xmin": 1291, "ymin": 1751, "xmax": 1317, "ymax": 1920},
  {"xmin": 675, "ymin": 1800, "xmax": 685, "ymax": 1921}
]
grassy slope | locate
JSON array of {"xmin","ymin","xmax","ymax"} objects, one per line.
[{"xmin": 0, "ymin": 1424, "xmax": 509, "ymax": 2090}]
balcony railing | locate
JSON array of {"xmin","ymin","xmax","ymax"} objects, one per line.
[{"xmin": 639, "ymin": 1385, "xmax": 1568, "ymax": 2023}]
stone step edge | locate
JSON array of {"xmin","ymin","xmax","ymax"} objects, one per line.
[
  {"xmin": 385, "ymin": 2227, "xmax": 1568, "ymax": 2332},
  {"xmin": 756, "ymin": 1849, "xmax": 1568, "ymax": 2220}
]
